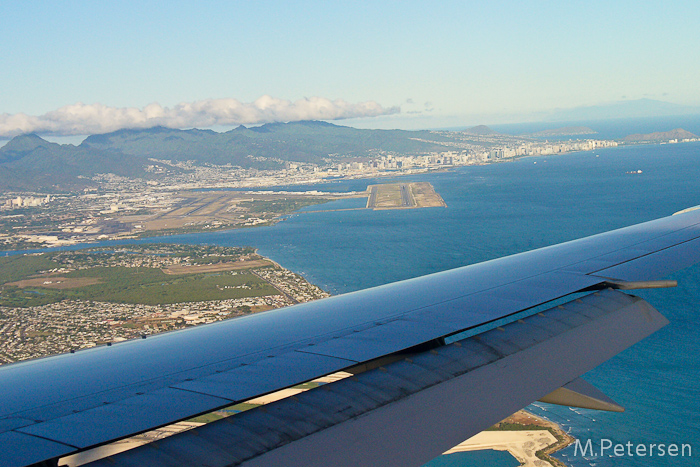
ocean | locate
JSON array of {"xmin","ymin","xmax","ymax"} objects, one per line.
[
  {"xmin": 162, "ymin": 141, "xmax": 700, "ymax": 467},
  {"xmin": 7, "ymin": 130, "xmax": 700, "ymax": 466}
]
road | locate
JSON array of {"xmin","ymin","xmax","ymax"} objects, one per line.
[{"xmin": 249, "ymin": 270, "xmax": 299, "ymax": 304}]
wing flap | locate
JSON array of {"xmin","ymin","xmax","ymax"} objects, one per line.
[{"xmin": 79, "ymin": 289, "xmax": 667, "ymax": 467}]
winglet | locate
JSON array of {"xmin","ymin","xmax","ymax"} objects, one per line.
[{"xmin": 538, "ymin": 377, "xmax": 624, "ymax": 412}]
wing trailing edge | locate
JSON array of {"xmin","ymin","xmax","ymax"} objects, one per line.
[{"xmin": 79, "ymin": 289, "xmax": 667, "ymax": 467}]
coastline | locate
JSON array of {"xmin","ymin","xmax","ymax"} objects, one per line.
[{"xmin": 4, "ymin": 138, "xmax": 700, "ymax": 253}]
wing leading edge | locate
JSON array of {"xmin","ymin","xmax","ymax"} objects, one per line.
[{"xmin": 2, "ymin": 208, "xmax": 700, "ymax": 467}]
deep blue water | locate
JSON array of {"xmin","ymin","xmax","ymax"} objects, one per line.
[
  {"xmin": 7, "ymin": 140, "xmax": 700, "ymax": 466},
  {"xmin": 169, "ymin": 142, "xmax": 700, "ymax": 467}
]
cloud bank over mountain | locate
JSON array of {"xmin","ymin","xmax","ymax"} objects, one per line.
[{"xmin": 0, "ymin": 96, "xmax": 400, "ymax": 137}]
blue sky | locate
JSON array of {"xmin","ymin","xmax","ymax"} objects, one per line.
[{"xmin": 2, "ymin": 0, "xmax": 700, "ymax": 134}]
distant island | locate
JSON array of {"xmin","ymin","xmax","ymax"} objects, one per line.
[
  {"xmin": 529, "ymin": 126, "xmax": 597, "ymax": 137},
  {"xmin": 462, "ymin": 125, "xmax": 498, "ymax": 136},
  {"xmin": 623, "ymin": 128, "xmax": 699, "ymax": 142}
]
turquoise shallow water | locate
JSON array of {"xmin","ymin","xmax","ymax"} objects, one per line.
[
  {"xmin": 425, "ymin": 450, "xmax": 519, "ymax": 467},
  {"xmin": 7, "ymin": 139, "xmax": 700, "ymax": 466}
]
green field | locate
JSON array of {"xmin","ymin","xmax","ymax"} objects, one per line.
[
  {"xmin": 0, "ymin": 255, "xmax": 60, "ymax": 284},
  {"xmin": 1, "ymin": 267, "xmax": 278, "ymax": 307},
  {"xmin": 0, "ymin": 245, "xmax": 280, "ymax": 308}
]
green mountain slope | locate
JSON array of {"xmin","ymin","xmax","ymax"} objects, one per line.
[
  {"xmin": 1, "ymin": 122, "xmax": 454, "ymax": 191},
  {"xmin": 81, "ymin": 121, "xmax": 449, "ymax": 166},
  {"xmin": 0, "ymin": 134, "xmax": 151, "ymax": 191}
]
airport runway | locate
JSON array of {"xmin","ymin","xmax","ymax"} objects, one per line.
[
  {"xmin": 366, "ymin": 186, "xmax": 378, "ymax": 208},
  {"xmin": 399, "ymin": 184, "xmax": 413, "ymax": 207}
]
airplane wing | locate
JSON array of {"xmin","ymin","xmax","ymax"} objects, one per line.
[{"xmin": 3, "ymin": 208, "xmax": 700, "ymax": 467}]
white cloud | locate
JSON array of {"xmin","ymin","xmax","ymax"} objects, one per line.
[{"xmin": 0, "ymin": 96, "xmax": 400, "ymax": 137}]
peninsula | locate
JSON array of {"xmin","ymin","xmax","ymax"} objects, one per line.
[{"xmin": 623, "ymin": 128, "xmax": 699, "ymax": 142}]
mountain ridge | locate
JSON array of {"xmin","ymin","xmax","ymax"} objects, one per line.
[
  {"xmin": 80, "ymin": 121, "xmax": 449, "ymax": 166},
  {"xmin": 0, "ymin": 134, "xmax": 152, "ymax": 191},
  {"xmin": 1, "ymin": 122, "xmax": 450, "ymax": 191}
]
